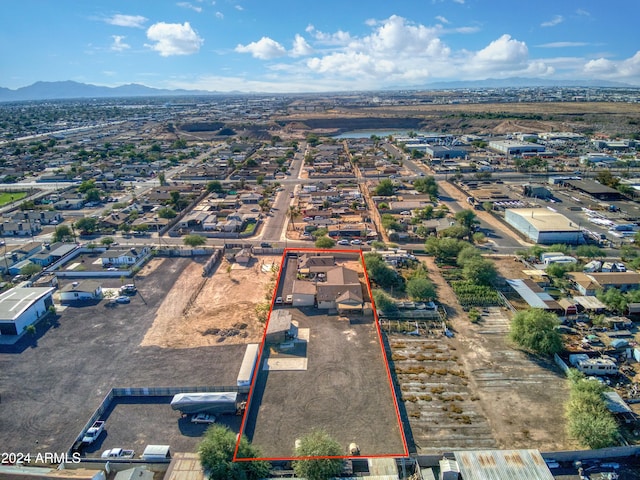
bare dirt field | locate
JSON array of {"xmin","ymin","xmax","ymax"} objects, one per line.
[
  {"xmin": 396, "ymin": 256, "xmax": 574, "ymax": 453},
  {"xmin": 141, "ymin": 255, "xmax": 281, "ymax": 349}
]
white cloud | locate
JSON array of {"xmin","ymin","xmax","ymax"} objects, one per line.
[
  {"xmin": 145, "ymin": 22, "xmax": 203, "ymax": 56},
  {"xmin": 576, "ymin": 9, "xmax": 590, "ymax": 16},
  {"xmin": 110, "ymin": 35, "xmax": 130, "ymax": 52},
  {"xmin": 290, "ymin": 34, "xmax": 313, "ymax": 57},
  {"xmin": 541, "ymin": 15, "xmax": 564, "ymax": 27},
  {"xmin": 584, "ymin": 51, "xmax": 640, "ymax": 80},
  {"xmin": 235, "ymin": 5, "xmax": 244, "ymax": 11},
  {"xmin": 234, "ymin": 15, "xmax": 560, "ymax": 89},
  {"xmin": 215, "ymin": 11, "xmax": 224, "ymax": 19},
  {"xmin": 473, "ymin": 34, "xmax": 528, "ymax": 64},
  {"xmin": 453, "ymin": 0, "xmax": 465, "ymax": 4},
  {"xmin": 305, "ymin": 25, "xmax": 352, "ymax": 46},
  {"xmin": 435, "ymin": 15, "xmax": 450, "ymax": 24},
  {"xmin": 537, "ymin": 41, "xmax": 589, "ymax": 48},
  {"xmin": 235, "ymin": 37, "xmax": 286, "ymax": 60},
  {"xmin": 105, "ymin": 14, "xmax": 147, "ymax": 28},
  {"xmin": 177, "ymin": 2, "xmax": 202, "ymax": 13}
]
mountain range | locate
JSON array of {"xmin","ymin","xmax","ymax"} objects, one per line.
[{"xmin": 0, "ymin": 78, "xmax": 635, "ymax": 102}]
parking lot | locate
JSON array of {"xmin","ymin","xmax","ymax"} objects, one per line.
[{"xmin": 0, "ymin": 257, "xmax": 245, "ymax": 455}]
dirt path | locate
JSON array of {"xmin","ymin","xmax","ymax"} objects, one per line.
[
  {"xmin": 438, "ymin": 180, "xmax": 533, "ymax": 248},
  {"xmin": 141, "ymin": 255, "xmax": 280, "ymax": 349}
]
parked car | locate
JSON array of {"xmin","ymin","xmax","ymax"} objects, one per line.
[
  {"xmin": 275, "ymin": 296, "xmax": 283, "ymax": 304},
  {"xmin": 350, "ymin": 239, "xmax": 362, "ymax": 245},
  {"xmin": 191, "ymin": 413, "xmax": 216, "ymax": 424},
  {"xmin": 337, "ymin": 239, "xmax": 350, "ymax": 245},
  {"xmin": 285, "ymin": 294, "xmax": 293, "ymax": 304},
  {"xmin": 115, "ymin": 296, "xmax": 130, "ymax": 304}
]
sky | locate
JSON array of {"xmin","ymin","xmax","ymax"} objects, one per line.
[{"xmin": 1, "ymin": 0, "xmax": 640, "ymax": 92}]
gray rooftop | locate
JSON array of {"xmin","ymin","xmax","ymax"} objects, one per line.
[{"xmin": 0, "ymin": 287, "xmax": 55, "ymax": 321}]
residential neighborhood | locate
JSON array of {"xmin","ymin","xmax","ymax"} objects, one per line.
[{"xmin": 1, "ymin": 86, "xmax": 640, "ymax": 480}]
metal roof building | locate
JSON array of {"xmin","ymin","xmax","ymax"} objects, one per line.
[
  {"xmin": 504, "ymin": 208, "xmax": 584, "ymax": 245},
  {"xmin": 454, "ymin": 449, "xmax": 555, "ymax": 480},
  {"xmin": 0, "ymin": 286, "xmax": 55, "ymax": 340}
]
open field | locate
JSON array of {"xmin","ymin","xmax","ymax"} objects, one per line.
[
  {"xmin": 0, "ymin": 191, "xmax": 27, "ymax": 206},
  {"xmin": 142, "ymin": 255, "xmax": 280, "ymax": 349}
]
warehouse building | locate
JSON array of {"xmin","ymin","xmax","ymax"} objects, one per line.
[
  {"xmin": 488, "ymin": 140, "xmax": 545, "ymax": 156},
  {"xmin": 0, "ymin": 286, "xmax": 55, "ymax": 339},
  {"xmin": 504, "ymin": 208, "xmax": 584, "ymax": 244}
]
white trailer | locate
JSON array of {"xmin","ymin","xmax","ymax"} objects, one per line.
[{"xmin": 237, "ymin": 343, "xmax": 260, "ymax": 390}]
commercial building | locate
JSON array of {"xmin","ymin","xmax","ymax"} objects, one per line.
[
  {"xmin": 504, "ymin": 208, "xmax": 584, "ymax": 245},
  {"xmin": 0, "ymin": 286, "xmax": 55, "ymax": 338},
  {"xmin": 488, "ymin": 140, "xmax": 545, "ymax": 156}
]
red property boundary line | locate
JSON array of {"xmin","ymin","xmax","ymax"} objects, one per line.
[{"xmin": 233, "ymin": 248, "xmax": 409, "ymax": 462}]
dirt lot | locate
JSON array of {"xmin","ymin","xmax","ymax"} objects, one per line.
[
  {"xmin": 243, "ymin": 309, "xmax": 406, "ymax": 459},
  {"xmin": 141, "ymin": 255, "xmax": 281, "ymax": 349},
  {"xmin": 393, "ymin": 255, "xmax": 574, "ymax": 453},
  {"xmin": 0, "ymin": 257, "xmax": 245, "ymax": 454}
]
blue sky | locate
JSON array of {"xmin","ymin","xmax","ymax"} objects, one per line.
[{"xmin": 2, "ymin": 0, "xmax": 639, "ymax": 92}]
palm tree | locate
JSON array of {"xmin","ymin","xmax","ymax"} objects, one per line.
[{"xmin": 288, "ymin": 205, "xmax": 301, "ymax": 229}]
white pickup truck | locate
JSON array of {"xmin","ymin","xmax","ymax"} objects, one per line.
[
  {"xmin": 101, "ymin": 448, "xmax": 135, "ymax": 459},
  {"xmin": 82, "ymin": 421, "xmax": 105, "ymax": 444}
]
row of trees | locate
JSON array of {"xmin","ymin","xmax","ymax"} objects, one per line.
[{"xmin": 199, "ymin": 425, "xmax": 343, "ymax": 480}]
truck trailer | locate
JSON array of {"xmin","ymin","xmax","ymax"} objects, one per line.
[{"xmin": 170, "ymin": 392, "xmax": 240, "ymax": 415}]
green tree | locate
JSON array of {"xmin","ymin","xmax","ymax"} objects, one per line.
[
  {"xmin": 597, "ymin": 288, "xmax": 627, "ymax": 313},
  {"xmin": 509, "ymin": 308, "xmax": 562, "ymax": 355},
  {"xmin": 198, "ymin": 425, "xmax": 269, "ymax": 480},
  {"xmin": 158, "ymin": 207, "xmax": 177, "ymax": 219},
  {"xmin": 315, "ymin": 236, "xmax": 335, "ymax": 249},
  {"xmin": 575, "ymin": 245, "xmax": 603, "ymax": 259},
  {"xmin": 101, "ymin": 237, "xmax": 115, "ymax": 247},
  {"xmin": 412, "ymin": 176, "xmax": 438, "ymax": 199},
  {"xmin": 288, "ymin": 205, "xmax": 300, "ymax": 229},
  {"xmin": 77, "ymin": 179, "xmax": 96, "ymax": 193},
  {"xmin": 364, "ymin": 253, "xmax": 401, "ymax": 289},
  {"xmin": 374, "ymin": 179, "xmax": 395, "ymax": 196},
  {"xmin": 184, "ymin": 234, "xmax": 207, "ymax": 247},
  {"xmin": 462, "ymin": 257, "xmax": 497, "ymax": 286},
  {"xmin": 565, "ymin": 370, "xmax": 619, "ymax": 449},
  {"xmin": 372, "ymin": 289, "xmax": 398, "ymax": 314},
  {"xmin": 20, "ymin": 262, "xmax": 42, "ymax": 277},
  {"xmin": 454, "ymin": 209, "xmax": 478, "ymax": 241},
  {"xmin": 85, "ymin": 188, "xmax": 101, "ymax": 203},
  {"xmin": 52, "ymin": 224, "xmax": 72, "ymax": 242},
  {"xmin": 256, "ymin": 174, "xmax": 265, "ymax": 185},
  {"xmin": 207, "ymin": 181, "xmax": 224, "ymax": 193},
  {"xmin": 158, "ymin": 171, "xmax": 167, "ymax": 186},
  {"xmin": 74, "ymin": 218, "xmax": 97, "ymax": 234},
  {"xmin": 292, "ymin": 429, "xmax": 344, "ymax": 480},
  {"xmin": 424, "ymin": 237, "xmax": 468, "ymax": 263},
  {"xmin": 406, "ymin": 277, "xmax": 436, "ymax": 301}
]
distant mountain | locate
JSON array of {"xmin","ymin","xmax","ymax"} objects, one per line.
[
  {"xmin": 419, "ymin": 77, "xmax": 634, "ymax": 89},
  {"xmin": 0, "ymin": 80, "xmax": 217, "ymax": 102}
]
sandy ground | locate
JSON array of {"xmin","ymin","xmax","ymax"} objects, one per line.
[
  {"xmin": 419, "ymin": 255, "xmax": 572, "ymax": 451},
  {"xmin": 141, "ymin": 255, "xmax": 280, "ymax": 349}
]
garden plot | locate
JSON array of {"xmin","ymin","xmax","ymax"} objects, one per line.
[{"xmin": 389, "ymin": 336, "xmax": 496, "ymax": 453}]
